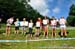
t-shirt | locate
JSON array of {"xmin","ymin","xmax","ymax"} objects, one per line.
[
  {"xmin": 59, "ymin": 19, "xmax": 66, "ymax": 25},
  {"xmin": 23, "ymin": 21, "xmax": 28, "ymax": 26},
  {"xmin": 14, "ymin": 21, "xmax": 20, "ymax": 26},
  {"xmin": 20, "ymin": 21, "xmax": 28, "ymax": 26},
  {"xmin": 29, "ymin": 23, "xmax": 33, "ymax": 28},
  {"xmin": 51, "ymin": 20, "xmax": 57, "ymax": 25},
  {"xmin": 20, "ymin": 21, "xmax": 24, "ymax": 26},
  {"xmin": 36, "ymin": 21, "xmax": 41, "ymax": 27},
  {"xmin": 43, "ymin": 19, "xmax": 48, "ymax": 25},
  {"xmin": 7, "ymin": 18, "xmax": 14, "ymax": 24}
]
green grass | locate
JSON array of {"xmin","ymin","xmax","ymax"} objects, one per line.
[
  {"xmin": 0, "ymin": 24, "xmax": 75, "ymax": 49},
  {"xmin": 0, "ymin": 40, "xmax": 75, "ymax": 49}
]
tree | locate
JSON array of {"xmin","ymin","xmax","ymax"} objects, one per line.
[
  {"xmin": 67, "ymin": 4, "xmax": 75, "ymax": 26},
  {"xmin": 0, "ymin": 0, "xmax": 44, "ymax": 23}
]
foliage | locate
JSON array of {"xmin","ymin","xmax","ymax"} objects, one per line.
[
  {"xmin": 0, "ymin": 0, "xmax": 43, "ymax": 23},
  {"xmin": 67, "ymin": 4, "xmax": 75, "ymax": 26}
]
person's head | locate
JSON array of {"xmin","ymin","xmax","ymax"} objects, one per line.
[
  {"xmin": 51, "ymin": 16, "xmax": 55, "ymax": 20},
  {"xmin": 23, "ymin": 18, "xmax": 26, "ymax": 21},
  {"xmin": 30, "ymin": 19, "xmax": 32, "ymax": 22},
  {"xmin": 16, "ymin": 18, "xmax": 19, "ymax": 21},
  {"xmin": 10, "ymin": 17, "xmax": 14, "ymax": 19},
  {"xmin": 61, "ymin": 16, "xmax": 64, "ymax": 19},
  {"xmin": 44, "ymin": 16, "xmax": 47, "ymax": 19},
  {"xmin": 38, "ymin": 17, "xmax": 41, "ymax": 20}
]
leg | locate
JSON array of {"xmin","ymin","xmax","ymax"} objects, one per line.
[
  {"xmin": 45, "ymin": 26, "xmax": 48, "ymax": 38},
  {"xmin": 53, "ymin": 28, "xmax": 56, "ymax": 37},
  {"xmin": 60, "ymin": 28, "xmax": 64, "ymax": 37},
  {"xmin": 8, "ymin": 27, "xmax": 10, "ymax": 36},
  {"xmin": 6, "ymin": 27, "xmax": 8, "ymax": 35},
  {"xmin": 64, "ymin": 28, "xmax": 67, "ymax": 37}
]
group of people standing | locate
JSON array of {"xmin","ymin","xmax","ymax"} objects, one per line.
[{"xmin": 5, "ymin": 16, "xmax": 67, "ymax": 38}]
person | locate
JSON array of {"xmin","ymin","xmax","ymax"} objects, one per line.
[
  {"xmin": 59, "ymin": 16, "xmax": 67, "ymax": 37},
  {"xmin": 6, "ymin": 17, "xmax": 14, "ymax": 36},
  {"xmin": 43, "ymin": 16, "xmax": 49, "ymax": 38},
  {"xmin": 50, "ymin": 17, "xmax": 57, "ymax": 37},
  {"xmin": 20, "ymin": 18, "xmax": 28, "ymax": 35},
  {"xmin": 20, "ymin": 18, "xmax": 26, "ymax": 34},
  {"xmin": 27, "ymin": 20, "xmax": 33, "ymax": 39},
  {"xmin": 14, "ymin": 18, "xmax": 20, "ymax": 34},
  {"xmin": 0, "ymin": 18, "xmax": 2, "ymax": 28},
  {"xmin": 35, "ymin": 18, "xmax": 42, "ymax": 38}
]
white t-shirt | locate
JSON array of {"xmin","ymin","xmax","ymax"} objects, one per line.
[
  {"xmin": 59, "ymin": 19, "xmax": 66, "ymax": 25},
  {"xmin": 51, "ymin": 20, "xmax": 57, "ymax": 25},
  {"xmin": 29, "ymin": 23, "xmax": 33, "ymax": 28},
  {"xmin": 21, "ymin": 21, "xmax": 28, "ymax": 26},
  {"xmin": 20, "ymin": 21, "xmax": 24, "ymax": 26},
  {"xmin": 43, "ymin": 19, "xmax": 48, "ymax": 25},
  {"xmin": 24, "ymin": 21, "xmax": 28, "ymax": 26},
  {"xmin": 36, "ymin": 21, "xmax": 40, "ymax": 27},
  {"xmin": 14, "ymin": 21, "xmax": 20, "ymax": 26}
]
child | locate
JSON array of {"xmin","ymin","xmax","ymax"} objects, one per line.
[
  {"xmin": 27, "ymin": 20, "xmax": 33, "ymax": 39},
  {"xmin": 21, "ymin": 18, "xmax": 26, "ymax": 34},
  {"xmin": 35, "ymin": 18, "xmax": 42, "ymax": 38},
  {"xmin": 43, "ymin": 16, "xmax": 49, "ymax": 38},
  {"xmin": 59, "ymin": 16, "xmax": 67, "ymax": 37},
  {"xmin": 20, "ymin": 18, "xmax": 28, "ymax": 35},
  {"xmin": 50, "ymin": 17, "xmax": 57, "ymax": 37},
  {"xmin": 6, "ymin": 17, "xmax": 14, "ymax": 36},
  {"xmin": 0, "ymin": 18, "xmax": 2, "ymax": 28},
  {"xmin": 14, "ymin": 18, "xmax": 20, "ymax": 34}
]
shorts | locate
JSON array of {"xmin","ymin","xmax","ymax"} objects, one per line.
[
  {"xmin": 36, "ymin": 27, "xmax": 40, "ymax": 29},
  {"xmin": 43, "ymin": 25, "xmax": 48, "ymax": 32},
  {"xmin": 29, "ymin": 28, "xmax": 33, "ymax": 34},
  {"xmin": 51, "ymin": 25, "xmax": 56, "ymax": 29},
  {"xmin": 43, "ymin": 24, "xmax": 47, "ymax": 26},
  {"xmin": 6, "ymin": 25, "xmax": 10, "ymax": 28},
  {"xmin": 21, "ymin": 26, "xmax": 26, "ymax": 30},
  {"xmin": 25, "ymin": 26, "xmax": 28, "ymax": 28},
  {"xmin": 15, "ymin": 26, "xmax": 19, "ymax": 30},
  {"xmin": 60, "ymin": 24, "xmax": 66, "ymax": 29}
]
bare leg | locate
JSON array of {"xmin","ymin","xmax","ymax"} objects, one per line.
[
  {"xmin": 53, "ymin": 28, "xmax": 56, "ymax": 37},
  {"xmin": 17, "ymin": 30, "xmax": 19, "ymax": 34},
  {"xmin": 6, "ymin": 27, "xmax": 8, "ymax": 35},
  {"xmin": 61, "ymin": 28, "xmax": 64, "ymax": 37},
  {"xmin": 64, "ymin": 28, "xmax": 67, "ymax": 37},
  {"xmin": 8, "ymin": 27, "xmax": 10, "ymax": 36}
]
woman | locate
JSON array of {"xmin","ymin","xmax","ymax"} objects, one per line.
[
  {"xmin": 35, "ymin": 18, "xmax": 42, "ymax": 38},
  {"xmin": 6, "ymin": 17, "xmax": 14, "ymax": 36},
  {"xmin": 43, "ymin": 16, "xmax": 49, "ymax": 38},
  {"xmin": 59, "ymin": 16, "xmax": 67, "ymax": 37},
  {"xmin": 50, "ymin": 17, "xmax": 57, "ymax": 37}
]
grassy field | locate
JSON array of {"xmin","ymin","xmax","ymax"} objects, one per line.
[{"xmin": 0, "ymin": 24, "xmax": 75, "ymax": 49}]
